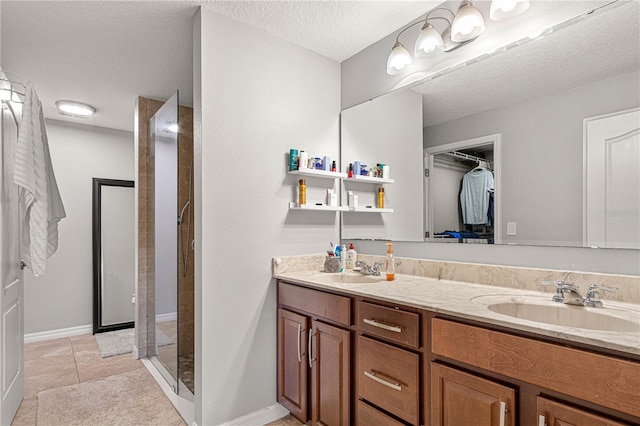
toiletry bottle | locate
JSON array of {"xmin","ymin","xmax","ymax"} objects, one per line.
[
  {"xmin": 346, "ymin": 243, "xmax": 357, "ymax": 269},
  {"xmin": 331, "ymin": 161, "xmax": 337, "ymax": 172},
  {"xmin": 385, "ymin": 242, "xmax": 395, "ymax": 281},
  {"xmin": 299, "ymin": 179, "xmax": 306, "ymax": 205},
  {"xmin": 377, "ymin": 187, "xmax": 384, "ymax": 209},
  {"xmin": 339, "ymin": 245, "xmax": 347, "ymax": 272},
  {"xmin": 348, "ymin": 163, "xmax": 354, "ymax": 178},
  {"xmin": 289, "ymin": 149, "xmax": 299, "ymax": 171},
  {"xmin": 299, "ymin": 151, "xmax": 308, "ymax": 169}
]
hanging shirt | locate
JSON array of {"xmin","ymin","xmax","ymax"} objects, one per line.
[{"xmin": 460, "ymin": 168, "xmax": 494, "ymax": 225}]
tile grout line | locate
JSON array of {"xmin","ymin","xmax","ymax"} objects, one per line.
[{"xmin": 69, "ymin": 336, "xmax": 82, "ymax": 385}]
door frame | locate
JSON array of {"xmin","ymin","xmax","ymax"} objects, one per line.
[{"xmin": 424, "ymin": 134, "xmax": 502, "ymax": 244}]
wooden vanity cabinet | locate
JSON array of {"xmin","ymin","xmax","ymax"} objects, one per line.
[
  {"xmin": 536, "ymin": 397, "xmax": 629, "ymax": 426},
  {"xmin": 356, "ymin": 300, "xmax": 422, "ymax": 425},
  {"xmin": 431, "ymin": 363, "xmax": 515, "ymax": 426},
  {"xmin": 431, "ymin": 317, "xmax": 640, "ymax": 425},
  {"xmin": 277, "ymin": 281, "xmax": 352, "ymax": 425}
]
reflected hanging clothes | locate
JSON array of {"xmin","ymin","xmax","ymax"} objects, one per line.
[
  {"xmin": 13, "ymin": 82, "xmax": 66, "ymax": 276},
  {"xmin": 460, "ymin": 168, "xmax": 494, "ymax": 225}
]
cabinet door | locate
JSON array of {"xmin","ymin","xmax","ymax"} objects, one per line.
[
  {"xmin": 537, "ymin": 397, "xmax": 628, "ymax": 426},
  {"xmin": 277, "ymin": 308, "xmax": 308, "ymax": 422},
  {"xmin": 431, "ymin": 363, "xmax": 515, "ymax": 426},
  {"xmin": 310, "ymin": 320, "xmax": 351, "ymax": 426}
]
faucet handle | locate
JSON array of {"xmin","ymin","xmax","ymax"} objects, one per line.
[
  {"xmin": 541, "ymin": 280, "xmax": 568, "ymax": 303},
  {"xmin": 584, "ymin": 284, "xmax": 618, "ymax": 308}
]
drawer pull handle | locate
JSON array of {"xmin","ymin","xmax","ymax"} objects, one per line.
[
  {"xmin": 363, "ymin": 318, "xmax": 402, "ymax": 333},
  {"xmin": 364, "ymin": 371, "xmax": 402, "ymax": 391},
  {"xmin": 499, "ymin": 401, "xmax": 506, "ymax": 426},
  {"xmin": 308, "ymin": 329, "xmax": 316, "ymax": 365},
  {"xmin": 538, "ymin": 414, "xmax": 546, "ymax": 426}
]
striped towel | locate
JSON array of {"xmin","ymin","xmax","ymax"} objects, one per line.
[{"xmin": 13, "ymin": 82, "xmax": 65, "ymax": 276}]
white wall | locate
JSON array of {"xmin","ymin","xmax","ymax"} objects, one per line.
[
  {"xmin": 24, "ymin": 119, "xmax": 134, "ymax": 334},
  {"xmin": 195, "ymin": 9, "xmax": 340, "ymax": 425}
]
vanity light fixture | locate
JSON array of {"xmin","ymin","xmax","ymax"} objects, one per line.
[
  {"xmin": 386, "ymin": 0, "xmax": 529, "ymax": 75},
  {"xmin": 55, "ymin": 100, "xmax": 96, "ymax": 118},
  {"xmin": 450, "ymin": 1, "xmax": 485, "ymax": 42},
  {"xmin": 490, "ymin": 0, "xmax": 530, "ymax": 20}
]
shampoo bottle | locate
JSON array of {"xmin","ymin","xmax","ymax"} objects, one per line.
[
  {"xmin": 346, "ymin": 243, "xmax": 357, "ymax": 269},
  {"xmin": 385, "ymin": 242, "xmax": 395, "ymax": 281},
  {"xmin": 298, "ymin": 179, "xmax": 306, "ymax": 206}
]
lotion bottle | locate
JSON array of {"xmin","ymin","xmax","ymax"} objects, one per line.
[
  {"xmin": 385, "ymin": 242, "xmax": 395, "ymax": 281},
  {"xmin": 339, "ymin": 245, "xmax": 347, "ymax": 272},
  {"xmin": 346, "ymin": 243, "xmax": 357, "ymax": 269}
]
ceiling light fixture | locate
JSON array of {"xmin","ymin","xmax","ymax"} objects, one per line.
[
  {"xmin": 387, "ymin": 0, "xmax": 529, "ymax": 75},
  {"xmin": 55, "ymin": 100, "xmax": 96, "ymax": 118}
]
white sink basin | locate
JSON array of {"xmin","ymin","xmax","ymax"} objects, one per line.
[
  {"xmin": 324, "ymin": 273, "xmax": 382, "ymax": 284},
  {"xmin": 487, "ymin": 302, "xmax": 640, "ymax": 332}
]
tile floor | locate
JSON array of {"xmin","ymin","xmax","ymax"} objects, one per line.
[
  {"xmin": 12, "ymin": 334, "xmax": 299, "ymax": 425},
  {"xmin": 265, "ymin": 415, "xmax": 305, "ymax": 426},
  {"xmin": 11, "ymin": 333, "xmax": 176, "ymax": 425}
]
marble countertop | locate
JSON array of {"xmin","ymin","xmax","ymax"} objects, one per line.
[{"xmin": 274, "ymin": 269, "xmax": 640, "ymax": 357}]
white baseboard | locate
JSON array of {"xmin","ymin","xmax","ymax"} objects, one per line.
[
  {"xmin": 24, "ymin": 324, "xmax": 93, "ymax": 343},
  {"xmin": 218, "ymin": 404, "xmax": 290, "ymax": 426}
]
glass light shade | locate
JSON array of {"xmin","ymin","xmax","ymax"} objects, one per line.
[
  {"xmin": 386, "ymin": 42, "xmax": 412, "ymax": 75},
  {"xmin": 415, "ymin": 23, "xmax": 445, "ymax": 58},
  {"xmin": 490, "ymin": 0, "xmax": 530, "ymax": 20},
  {"xmin": 55, "ymin": 100, "xmax": 96, "ymax": 118},
  {"xmin": 451, "ymin": 2, "xmax": 486, "ymax": 42}
]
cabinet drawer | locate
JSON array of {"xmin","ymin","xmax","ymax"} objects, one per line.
[
  {"xmin": 357, "ymin": 400, "xmax": 405, "ymax": 426},
  {"xmin": 357, "ymin": 335, "xmax": 420, "ymax": 425},
  {"xmin": 278, "ymin": 281, "xmax": 351, "ymax": 326},
  {"xmin": 358, "ymin": 301, "xmax": 420, "ymax": 348}
]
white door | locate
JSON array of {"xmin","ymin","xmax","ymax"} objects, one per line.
[
  {"xmin": 584, "ymin": 108, "xmax": 640, "ymax": 249},
  {"xmin": 0, "ymin": 107, "xmax": 24, "ymax": 425}
]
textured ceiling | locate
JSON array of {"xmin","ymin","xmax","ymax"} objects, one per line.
[
  {"xmin": 2, "ymin": 1, "xmax": 638, "ymax": 133},
  {"xmin": 1, "ymin": 0, "xmax": 438, "ymax": 132}
]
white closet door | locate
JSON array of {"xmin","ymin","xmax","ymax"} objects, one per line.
[{"xmin": 584, "ymin": 108, "xmax": 640, "ymax": 249}]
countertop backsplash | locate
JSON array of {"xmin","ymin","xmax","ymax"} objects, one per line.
[{"xmin": 273, "ymin": 254, "xmax": 639, "ymax": 305}]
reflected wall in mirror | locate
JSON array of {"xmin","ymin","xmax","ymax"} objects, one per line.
[
  {"xmin": 340, "ymin": 0, "xmax": 640, "ymax": 248},
  {"xmin": 92, "ymin": 178, "xmax": 135, "ymax": 334},
  {"xmin": 341, "ymin": 88, "xmax": 424, "ymax": 241}
]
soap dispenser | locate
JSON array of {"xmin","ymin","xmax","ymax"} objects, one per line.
[
  {"xmin": 346, "ymin": 243, "xmax": 357, "ymax": 269},
  {"xmin": 385, "ymin": 242, "xmax": 395, "ymax": 281}
]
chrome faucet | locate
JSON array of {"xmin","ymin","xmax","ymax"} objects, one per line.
[
  {"xmin": 584, "ymin": 284, "xmax": 619, "ymax": 308},
  {"xmin": 541, "ymin": 281, "xmax": 618, "ymax": 308},
  {"xmin": 355, "ymin": 260, "xmax": 384, "ymax": 276}
]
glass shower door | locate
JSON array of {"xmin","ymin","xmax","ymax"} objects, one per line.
[{"xmin": 149, "ymin": 91, "xmax": 179, "ymax": 391}]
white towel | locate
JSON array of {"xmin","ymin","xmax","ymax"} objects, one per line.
[{"xmin": 13, "ymin": 82, "xmax": 66, "ymax": 276}]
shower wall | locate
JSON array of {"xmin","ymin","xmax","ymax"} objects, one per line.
[{"xmin": 135, "ymin": 96, "xmax": 194, "ymax": 365}]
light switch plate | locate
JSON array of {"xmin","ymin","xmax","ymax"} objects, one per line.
[{"xmin": 507, "ymin": 222, "xmax": 517, "ymax": 236}]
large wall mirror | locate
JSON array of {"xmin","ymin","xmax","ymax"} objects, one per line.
[
  {"xmin": 340, "ymin": 0, "xmax": 640, "ymax": 249},
  {"xmin": 93, "ymin": 178, "xmax": 135, "ymax": 333}
]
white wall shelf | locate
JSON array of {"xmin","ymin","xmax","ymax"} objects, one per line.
[
  {"xmin": 289, "ymin": 169, "xmax": 347, "ymax": 179},
  {"xmin": 348, "ymin": 206, "xmax": 394, "ymax": 213},
  {"xmin": 289, "ymin": 202, "xmax": 348, "ymax": 212},
  {"xmin": 345, "ymin": 175, "xmax": 394, "ymax": 184}
]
